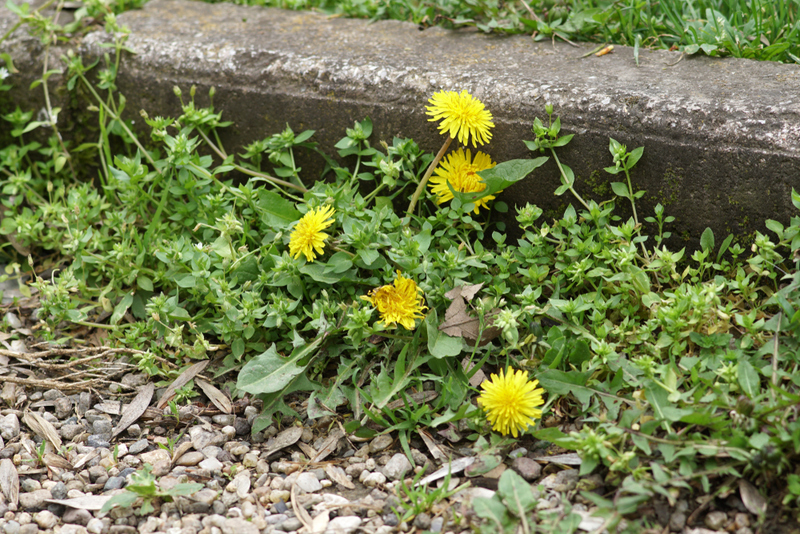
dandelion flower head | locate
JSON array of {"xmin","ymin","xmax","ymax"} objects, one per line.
[
  {"xmin": 429, "ymin": 148, "xmax": 497, "ymax": 213},
  {"xmin": 426, "ymin": 90, "xmax": 494, "ymax": 147},
  {"xmin": 288, "ymin": 205, "xmax": 335, "ymax": 262},
  {"xmin": 361, "ymin": 271, "xmax": 427, "ymax": 330},
  {"xmin": 477, "ymin": 367, "xmax": 545, "ymax": 438}
]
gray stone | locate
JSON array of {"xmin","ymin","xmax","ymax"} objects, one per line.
[
  {"xmin": 0, "ymin": 414, "xmax": 20, "ymax": 440},
  {"xmin": 104, "ymin": 476, "xmax": 126, "ymax": 491},
  {"xmin": 211, "ymin": 500, "xmax": 227, "ymax": 516},
  {"xmin": 120, "ymin": 373, "xmax": 148, "ymax": 387},
  {"xmin": 429, "ymin": 516, "xmax": 443, "ymax": 533},
  {"xmin": 511, "ymin": 457, "xmax": 541, "ymax": 481},
  {"xmin": 176, "ymin": 451, "xmax": 205, "ymax": 466},
  {"xmin": 85, "ymin": 518, "xmax": 105, "ymax": 534},
  {"xmin": 18, "ymin": 489, "xmax": 52, "ymax": 510},
  {"xmin": 60, "ymin": 424, "xmax": 85, "ymax": 441},
  {"xmin": 189, "ymin": 427, "xmax": 225, "ymax": 450},
  {"xmin": 86, "ymin": 435, "xmax": 111, "ymax": 448},
  {"xmin": 369, "ymin": 435, "xmax": 393, "ymax": 453},
  {"xmin": 50, "ymin": 481, "xmax": 68, "ymax": 500},
  {"xmin": 294, "ymin": 472, "xmax": 322, "ymax": 493},
  {"xmin": 62, "ymin": 508, "xmax": 94, "ymax": 526},
  {"xmin": 211, "ymin": 415, "xmax": 235, "ymax": 426},
  {"xmin": 220, "ymin": 517, "xmax": 260, "ymax": 534},
  {"xmin": 59, "ymin": 525, "xmax": 89, "ymax": 534},
  {"xmin": 669, "ymin": 511, "xmax": 686, "ymax": 532},
  {"xmin": 198, "ymin": 457, "xmax": 223, "ymax": 472},
  {"xmin": 704, "ymin": 511, "xmax": 728, "ymax": 531},
  {"xmin": 325, "ymin": 516, "xmax": 361, "ymax": 534},
  {"xmin": 277, "ymin": 518, "xmax": 302, "ymax": 532},
  {"xmin": 412, "ymin": 513, "xmax": 431, "ymax": 530},
  {"xmin": 382, "ymin": 453, "xmax": 412, "ymax": 481},
  {"xmin": 92, "ymin": 419, "xmax": 113, "ymax": 437},
  {"xmin": 128, "ymin": 439, "xmax": 149, "ymax": 455},
  {"xmin": 43, "ymin": 389, "xmax": 64, "ymax": 401},
  {"xmin": 20, "ymin": 479, "xmax": 41, "ymax": 493},
  {"xmin": 55, "ymin": 396, "xmax": 74, "ymax": 419},
  {"xmin": 18, "ymin": 525, "xmax": 38, "ymax": 534},
  {"xmin": 33, "ymin": 510, "xmax": 57, "ymax": 529},
  {"xmin": 3, "ymin": 521, "xmax": 21, "ymax": 534}
]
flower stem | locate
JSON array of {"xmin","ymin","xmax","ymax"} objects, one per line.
[{"xmin": 406, "ymin": 136, "xmax": 453, "ymax": 216}]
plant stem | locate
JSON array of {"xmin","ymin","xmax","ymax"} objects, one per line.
[
  {"xmin": 550, "ymin": 149, "xmax": 590, "ymax": 211},
  {"xmin": 195, "ymin": 129, "xmax": 307, "ymax": 193},
  {"xmin": 406, "ymin": 136, "xmax": 452, "ymax": 216}
]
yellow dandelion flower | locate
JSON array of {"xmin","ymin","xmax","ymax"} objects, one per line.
[
  {"xmin": 361, "ymin": 271, "xmax": 427, "ymax": 330},
  {"xmin": 477, "ymin": 367, "xmax": 545, "ymax": 438},
  {"xmin": 426, "ymin": 90, "xmax": 494, "ymax": 147},
  {"xmin": 429, "ymin": 148, "xmax": 498, "ymax": 213},
  {"xmin": 288, "ymin": 205, "xmax": 335, "ymax": 262}
]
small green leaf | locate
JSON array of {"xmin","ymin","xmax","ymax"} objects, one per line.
[
  {"xmin": 498, "ymin": 469, "xmax": 537, "ymax": 517},
  {"xmin": 738, "ymin": 360, "xmax": 760, "ymax": 398},
  {"xmin": 257, "ymin": 189, "xmax": 301, "ymax": 229},
  {"xmin": 426, "ymin": 310, "xmax": 461, "ymax": 358},
  {"xmin": 610, "ymin": 181, "xmax": 630, "ymax": 199},
  {"xmin": 451, "ymin": 158, "xmax": 548, "ymax": 205},
  {"xmin": 137, "ymin": 275, "xmax": 154, "ymax": 292},
  {"xmin": 700, "ymin": 227, "xmax": 715, "ymax": 252},
  {"xmin": 237, "ymin": 339, "xmax": 321, "ymax": 395}
]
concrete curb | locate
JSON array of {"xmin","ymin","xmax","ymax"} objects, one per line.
[{"xmin": 3, "ymin": 0, "xmax": 800, "ymax": 245}]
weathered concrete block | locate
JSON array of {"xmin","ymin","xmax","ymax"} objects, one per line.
[{"xmin": 3, "ymin": 0, "xmax": 800, "ymax": 245}]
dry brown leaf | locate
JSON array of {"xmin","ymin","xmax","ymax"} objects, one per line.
[
  {"xmin": 43, "ymin": 453, "xmax": 73, "ymax": 470},
  {"xmin": 94, "ymin": 401, "xmax": 121, "ymax": 415},
  {"xmin": 324, "ymin": 465, "xmax": 354, "ymax": 490},
  {"xmin": 444, "ymin": 283, "xmax": 484, "ymax": 301},
  {"xmin": 45, "ymin": 495, "xmax": 112, "ymax": 510},
  {"xmin": 72, "ymin": 449, "xmax": 99, "ymax": 471},
  {"xmin": 23, "ymin": 411, "xmax": 62, "ymax": 451},
  {"xmin": 112, "ymin": 383, "xmax": 154, "ymax": 438},
  {"xmin": 196, "ymin": 377, "xmax": 232, "ymax": 414},
  {"xmin": 156, "ymin": 360, "xmax": 209, "ymax": 410},
  {"xmin": 312, "ymin": 429, "xmax": 344, "ymax": 463},
  {"xmin": 263, "ymin": 426, "xmax": 303, "ymax": 459},
  {"xmin": 530, "ymin": 453, "xmax": 582, "ymax": 466},
  {"xmin": 439, "ymin": 285, "xmax": 501, "ymax": 345},
  {"xmin": 0, "ymin": 458, "xmax": 19, "ymax": 507},
  {"xmin": 291, "ymin": 484, "xmax": 314, "ymax": 531},
  {"xmin": 310, "ymin": 510, "xmax": 329, "ymax": 534},
  {"xmin": 418, "ymin": 428, "xmax": 447, "ymax": 462},
  {"xmin": 297, "ymin": 441, "xmax": 317, "ymax": 460},
  {"xmin": 739, "ymin": 479, "xmax": 767, "ymax": 516}
]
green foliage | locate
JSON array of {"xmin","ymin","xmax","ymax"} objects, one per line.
[
  {"xmin": 100, "ymin": 464, "xmax": 204, "ymax": 516},
  {"xmin": 6, "ymin": 3, "xmax": 800, "ymax": 530}
]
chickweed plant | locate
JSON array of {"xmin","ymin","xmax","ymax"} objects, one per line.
[{"xmin": 4, "ymin": 4, "xmax": 800, "ymax": 530}]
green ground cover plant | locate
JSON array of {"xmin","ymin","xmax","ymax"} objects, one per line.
[{"xmin": 3, "ymin": 3, "xmax": 800, "ymax": 531}]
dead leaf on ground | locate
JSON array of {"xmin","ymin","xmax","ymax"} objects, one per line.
[
  {"xmin": 112, "ymin": 383, "xmax": 154, "ymax": 438},
  {"xmin": 324, "ymin": 465, "xmax": 354, "ymax": 489},
  {"xmin": 531, "ymin": 453, "xmax": 582, "ymax": 466},
  {"xmin": 45, "ymin": 495, "xmax": 112, "ymax": 510},
  {"xmin": 440, "ymin": 283, "xmax": 501, "ymax": 345},
  {"xmin": 384, "ymin": 390, "xmax": 437, "ymax": 411},
  {"xmin": 0, "ymin": 458, "xmax": 19, "ymax": 507},
  {"xmin": 416, "ymin": 456, "xmax": 475, "ymax": 487},
  {"xmin": 739, "ymin": 479, "xmax": 767, "ymax": 516},
  {"xmin": 156, "ymin": 360, "xmax": 209, "ymax": 410},
  {"xmin": 196, "ymin": 377, "xmax": 232, "ymax": 414},
  {"xmin": 23, "ymin": 411, "xmax": 62, "ymax": 451},
  {"xmin": 170, "ymin": 441, "xmax": 194, "ymax": 465},
  {"xmin": 291, "ymin": 484, "xmax": 314, "ymax": 531},
  {"xmin": 418, "ymin": 428, "xmax": 447, "ymax": 462},
  {"xmin": 94, "ymin": 401, "xmax": 121, "ymax": 415},
  {"xmin": 312, "ymin": 428, "xmax": 344, "ymax": 463},
  {"xmin": 263, "ymin": 426, "xmax": 303, "ymax": 459}
]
